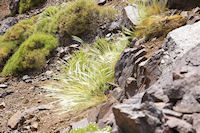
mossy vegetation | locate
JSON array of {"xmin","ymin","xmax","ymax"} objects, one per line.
[
  {"xmin": 19, "ymin": 0, "xmax": 46, "ymax": 14},
  {"xmin": 44, "ymin": 35, "xmax": 129, "ymax": 111},
  {"xmin": 1, "ymin": 33, "xmax": 58, "ymax": 75},
  {"xmin": 69, "ymin": 124, "xmax": 111, "ymax": 133},
  {"xmin": 57, "ymin": 0, "xmax": 116, "ymax": 36},
  {"xmin": 0, "ymin": 18, "xmax": 36, "ymax": 66}
]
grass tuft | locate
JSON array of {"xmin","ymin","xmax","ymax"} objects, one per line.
[{"xmin": 44, "ymin": 36, "xmax": 129, "ymax": 111}]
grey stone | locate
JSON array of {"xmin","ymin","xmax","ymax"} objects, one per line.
[
  {"xmin": 113, "ymin": 102, "xmax": 164, "ymax": 133},
  {"xmin": 162, "ymin": 109, "xmax": 182, "ymax": 118},
  {"xmin": 0, "ymin": 84, "xmax": 8, "ymax": 89},
  {"xmin": 166, "ymin": 117, "xmax": 195, "ymax": 133},
  {"xmin": 173, "ymin": 94, "xmax": 200, "ymax": 113},
  {"xmin": 0, "ymin": 17, "xmax": 18, "ymax": 36}
]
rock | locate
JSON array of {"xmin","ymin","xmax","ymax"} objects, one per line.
[
  {"xmin": 8, "ymin": 111, "xmax": 25, "ymax": 129},
  {"xmin": 115, "ymin": 46, "xmax": 146, "ymax": 90},
  {"xmin": 31, "ymin": 122, "xmax": 38, "ymax": 131},
  {"xmin": 0, "ymin": 17, "xmax": 18, "ymax": 35},
  {"xmin": 124, "ymin": 77, "xmax": 137, "ymax": 98},
  {"xmin": 187, "ymin": 16, "xmax": 200, "ymax": 25},
  {"xmin": 96, "ymin": 0, "xmax": 107, "ymax": 5},
  {"xmin": 168, "ymin": 0, "xmax": 200, "ymax": 9},
  {"xmin": 124, "ymin": 4, "xmax": 141, "ymax": 26},
  {"xmin": 0, "ymin": 84, "xmax": 8, "ymax": 89},
  {"xmin": 70, "ymin": 118, "xmax": 89, "ymax": 130},
  {"xmin": 123, "ymin": 92, "xmax": 144, "ymax": 105},
  {"xmin": 113, "ymin": 102, "xmax": 164, "ymax": 133},
  {"xmin": 22, "ymin": 75, "xmax": 30, "ymax": 81},
  {"xmin": 182, "ymin": 114, "xmax": 193, "ymax": 124},
  {"xmin": 166, "ymin": 117, "xmax": 195, "ymax": 133},
  {"xmin": 173, "ymin": 94, "xmax": 200, "ymax": 113},
  {"xmin": 0, "ymin": 102, "xmax": 6, "ymax": 109},
  {"xmin": 8, "ymin": 105, "xmax": 50, "ymax": 129},
  {"xmin": 0, "ymin": 90, "xmax": 14, "ymax": 98},
  {"xmin": 162, "ymin": 109, "xmax": 182, "ymax": 118},
  {"xmin": 9, "ymin": 0, "xmax": 20, "ymax": 14},
  {"xmin": 112, "ymin": 87, "xmax": 125, "ymax": 102},
  {"xmin": 192, "ymin": 114, "xmax": 200, "ymax": 133}
]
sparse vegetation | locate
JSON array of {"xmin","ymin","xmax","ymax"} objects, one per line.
[
  {"xmin": 44, "ymin": 36, "xmax": 129, "ymax": 111},
  {"xmin": 1, "ymin": 33, "xmax": 58, "ymax": 75},
  {"xmin": 19, "ymin": 0, "xmax": 46, "ymax": 14},
  {"xmin": 57, "ymin": 0, "xmax": 116, "ymax": 36},
  {"xmin": 69, "ymin": 124, "xmax": 111, "ymax": 133}
]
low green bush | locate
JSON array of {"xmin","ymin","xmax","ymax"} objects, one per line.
[
  {"xmin": 34, "ymin": 6, "xmax": 59, "ymax": 35},
  {"xmin": 1, "ymin": 33, "xmax": 58, "ymax": 76},
  {"xmin": 0, "ymin": 18, "xmax": 36, "ymax": 65},
  {"xmin": 19, "ymin": 0, "xmax": 46, "ymax": 14},
  {"xmin": 69, "ymin": 124, "xmax": 111, "ymax": 133},
  {"xmin": 57, "ymin": 0, "xmax": 116, "ymax": 36}
]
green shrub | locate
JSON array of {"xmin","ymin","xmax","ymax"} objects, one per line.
[
  {"xmin": 0, "ymin": 18, "xmax": 36, "ymax": 66},
  {"xmin": 69, "ymin": 124, "xmax": 111, "ymax": 133},
  {"xmin": 57, "ymin": 0, "xmax": 116, "ymax": 36},
  {"xmin": 34, "ymin": 6, "xmax": 59, "ymax": 35},
  {"xmin": 19, "ymin": 0, "xmax": 46, "ymax": 14},
  {"xmin": 43, "ymin": 35, "xmax": 129, "ymax": 111},
  {"xmin": 1, "ymin": 33, "xmax": 58, "ymax": 76}
]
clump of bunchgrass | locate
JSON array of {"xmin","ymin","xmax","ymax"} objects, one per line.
[
  {"xmin": 135, "ymin": 15, "xmax": 187, "ymax": 40},
  {"xmin": 44, "ymin": 35, "xmax": 129, "ymax": 111}
]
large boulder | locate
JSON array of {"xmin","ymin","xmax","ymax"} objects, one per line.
[{"xmin": 113, "ymin": 102, "xmax": 165, "ymax": 133}]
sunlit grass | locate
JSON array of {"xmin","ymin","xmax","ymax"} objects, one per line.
[{"xmin": 44, "ymin": 35, "xmax": 129, "ymax": 111}]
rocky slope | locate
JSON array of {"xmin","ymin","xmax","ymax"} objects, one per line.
[{"xmin": 1, "ymin": 0, "xmax": 200, "ymax": 133}]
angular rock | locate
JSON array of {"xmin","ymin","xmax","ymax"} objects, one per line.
[
  {"xmin": 166, "ymin": 117, "xmax": 195, "ymax": 133},
  {"xmin": 124, "ymin": 4, "xmax": 141, "ymax": 26},
  {"xmin": 112, "ymin": 87, "xmax": 125, "ymax": 102},
  {"xmin": 192, "ymin": 114, "xmax": 200, "ymax": 133},
  {"xmin": 113, "ymin": 102, "xmax": 164, "ymax": 133},
  {"xmin": 0, "ymin": 17, "xmax": 18, "ymax": 35},
  {"xmin": 8, "ymin": 111, "xmax": 25, "ymax": 129},
  {"xmin": 173, "ymin": 94, "xmax": 200, "ymax": 113},
  {"xmin": 162, "ymin": 109, "xmax": 182, "ymax": 118},
  {"xmin": 0, "ymin": 84, "xmax": 8, "ymax": 89}
]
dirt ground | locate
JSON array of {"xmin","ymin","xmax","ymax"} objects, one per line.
[
  {"xmin": 0, "ymin": 0, "xmax": 9, "ymax": 20},
  {"xmin": 0, "ymin": 79, "xmax": 89, "ymax": 132}
]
